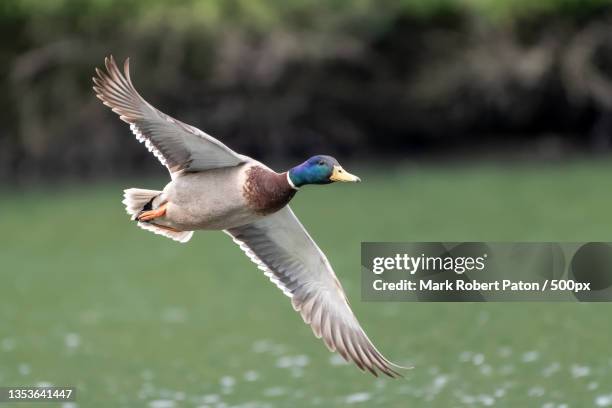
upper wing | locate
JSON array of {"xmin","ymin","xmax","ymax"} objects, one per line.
[
  {"xmin": 225, "ymin": 207, "xmax": 404, "ymax": 377},
  {"xmin": 93, "ymin": 56, "xmax": 246, "ymax": 175}
]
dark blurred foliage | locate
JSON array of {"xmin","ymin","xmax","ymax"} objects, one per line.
[{"xmin": 3, "ymin": 0, "xmax": 612, "ymax": 183}]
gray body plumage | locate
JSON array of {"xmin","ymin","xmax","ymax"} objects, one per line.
[{"xmin": 158, "ymin": 163, "xmax": 264, "ymax": 231}]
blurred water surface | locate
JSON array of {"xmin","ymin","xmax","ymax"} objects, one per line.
[{"xmin": 1, "ymin": 162, "xmax": 612, "ymax": 407}]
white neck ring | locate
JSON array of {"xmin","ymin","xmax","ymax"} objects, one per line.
[{"xmin": 287, "ymin": 172, "xmax": 299, "ymax": 190}]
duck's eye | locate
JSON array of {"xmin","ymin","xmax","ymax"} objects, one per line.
[{"xmin": 317, "ymin": 161, "xmax": 324, "ymax": 166}]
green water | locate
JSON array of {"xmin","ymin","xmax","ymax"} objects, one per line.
[{"xmin": 1, "ymin": 161, "xmax": 611, "ymax": 407}]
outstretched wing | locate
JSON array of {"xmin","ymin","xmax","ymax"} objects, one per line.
[
  {"xmin": 225, "ymin": 207, "xmax": 404, "ymax": 377},
  {"xmin": 93, "ymin": 56, "xmax": 246, "ymax": 175}
]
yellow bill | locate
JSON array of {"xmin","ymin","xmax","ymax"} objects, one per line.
[{"xmin": 330, "ymin": 165, "xmax": 361, "ymax": 182}]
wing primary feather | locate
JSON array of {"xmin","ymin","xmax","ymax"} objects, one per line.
[
  {"xmin": 343, "ymin": 332, "xmax": 367, "ymax": 372},
  {"xmin": 350, "ymin": 332, "xmax": 379, "ymax": 376},
  {"xmin": 331, "ymin": 325, "xmax": 350, "ymax": 362},
  {"xmin": 320, "ymin": 311, "xmax": 335, "ymax": 352}
]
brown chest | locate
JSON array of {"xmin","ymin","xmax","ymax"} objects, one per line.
[{"xmin": 243, "ymin": 166, "xmax": 296, "ymax": 215}]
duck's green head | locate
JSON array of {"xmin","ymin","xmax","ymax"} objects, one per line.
[{"xmin": 288, "ymin": 155, "xmax": 360, "ymax": 188}]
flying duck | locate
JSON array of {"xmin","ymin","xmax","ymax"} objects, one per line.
[{"xmin": 93, "ymin": 56, "xmax": 404, "ymax": 377}]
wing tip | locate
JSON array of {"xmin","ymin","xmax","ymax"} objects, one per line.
[
  {"xmin": 373, "ymin": 355, "xmax": 412, "ymax": 379},
  {"xmin": 92, "ymin": 54, "xmax": 142, "ymax": 123},
  {"xmin": 124, "ymin": 57, "xmax": 132, "ymax": 82}
]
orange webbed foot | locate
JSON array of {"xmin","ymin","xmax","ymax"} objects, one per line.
[{"xmin": 137, "ymin": 203, "xmax": 167, "ymax": 222}]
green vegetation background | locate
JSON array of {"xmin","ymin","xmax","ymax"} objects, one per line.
[
  {"xmin": 2, "ymin": 162, "xmax": 611, "ymax": 407},
  {"xmin": 5, "ymin": 0, "xmax": 610, "ymax": 25},
  {"xmin": 4, "ymin": 0, "xmax": 612, "ymax": 182}
]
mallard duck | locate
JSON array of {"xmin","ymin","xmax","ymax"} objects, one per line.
[{"xmin": 93, "ymin": 56, "xmax": 403, "ymax": 377}]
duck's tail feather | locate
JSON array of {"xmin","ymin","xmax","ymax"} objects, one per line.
[
  {"xmin": 135, "ymin": 221, "xmax": 194, "ymax": 243},
  {"xmin": 122, "ymin": 188, "xmax": 194, "ymax": 243},
  {"xmin": 122, "ymin": 188, "xmax": 161, "ymax": 218}
]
